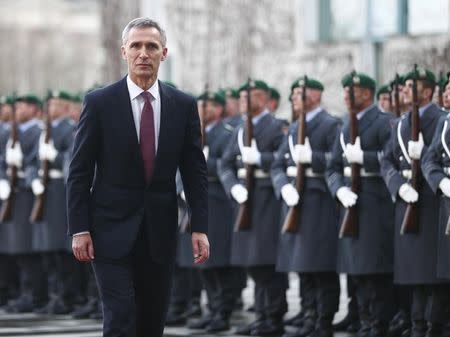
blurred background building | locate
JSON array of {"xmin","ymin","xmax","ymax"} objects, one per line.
[{"xmin": 0, "ymin": 0, "xmax": 449, "ymax": 115}]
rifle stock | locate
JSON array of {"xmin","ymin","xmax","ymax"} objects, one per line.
[
  {"xmin": 400, "ymin": 65, "xmax": 421, "ymax": 235},
  {"xmin": 282, "ymin": 75, "xmax": 308, "ymax": 233},
  {"xmin": 394, "ymin": 73, "xmax": 401, "ymax": 118},
  {"xmin": 339, "ymin": 70, "xmax": 360, "ymax": 238},
  {"xmin": 30, "ymin": 101, "xmax": 51, "ymax": 223},
  {"xmin": 234, "ymin": 78, "xmax": 255, "ymax": 232}
]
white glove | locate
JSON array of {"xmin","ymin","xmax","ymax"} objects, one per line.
[
  {"xmin": 202, "ymin": 145, "xmax": 209, "ymax": 161},
  {"xmin": 408, "ymin": 133, "xmax": 424, "ymax": 160},
  {"xmin": 231, "ymin": 184, "xmax": 248, "ymax": 204},
  {"xmin": 5, "ymin": 141, "xmax": 23, "ymax": 168},
  {"xmin": 281, "ymin": 184, "xmax": 300, "ymax": 207},
  {"xmin": 336, "ymin": 186, "xmax": 358, "ymax": 208},
  {"xmin": 398, "ymin": 183, "xmax": 418, "ymax": 203},
  {"xmin": 39, "ymin": 139, "xmax": 58, "ymax": 162},
  {"xmin": 345, "ymin": 137, "xmax": 364, "ymax": 165},
  {"xmin": 31, "ymin": 179, "xmax": 45, "ymax": 196},
  {"xmin": 293, "ymin": 137, "xmax": 312, "ymax": 164},
  {"xmin": 0, "ymin": 179, "xmax": 11, "ymax": 201},
  {"xmin": 439, "ymin": 178, "xmax": 450, "ymax": 198},
  {"xmin": 241, "ymin": 139, "xmax": 261, "ymax": 165}
]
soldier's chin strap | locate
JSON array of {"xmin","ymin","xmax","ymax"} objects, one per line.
[
  {"xmin": 397, "ymin": 120, "xmax": 411, "ymax": 165},
  {"xmin": 441, "ymin": 120, "xmax": 450, "ymax": 159}
]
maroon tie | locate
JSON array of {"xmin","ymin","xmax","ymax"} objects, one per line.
[{"xmin": 140, "ymin": 91, "xmax": 156, "ymax": 182}]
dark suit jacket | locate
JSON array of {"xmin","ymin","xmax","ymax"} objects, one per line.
[{"xmin": 67, "ymin": 77, "xmax": 208, "ymax": 263}]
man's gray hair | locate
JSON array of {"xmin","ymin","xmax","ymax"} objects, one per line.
[{"xmin": 122, "ymin": 17, "xmax": 167, "ymax": 47}]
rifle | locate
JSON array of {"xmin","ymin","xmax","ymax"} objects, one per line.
[
  {"xmin": 234, "ymin": 77, "xmax": 255, "ymax": 231},
  {"xmin": 0, "ymin": 100, "xmax": 18, "ymax": 222},
  {"xmin": 282, "ymin": 76, "xmax": 308, "ymax": 233},
  {"xmin": 400, "ymin": 64, "xmax": 420, "ymax": 234},
  {"xmin": 438, "ymin": 71, "xmax": 444, "ymax": 108},
  {"xmin": 29, "ymin": 101, "xmax": 51, "ymax": 223},
  {"xmin": 339, "ymin": 70, "xmax": 360, "ymax": 238},
  {"xmin": 394, "ymin": 73, "xmax": 401, "ymax": 118}
]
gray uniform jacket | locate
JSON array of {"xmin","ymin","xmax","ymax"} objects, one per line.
[{"xmin": 326, "ymin": 105, "xmax": 394, "ymax": 275}]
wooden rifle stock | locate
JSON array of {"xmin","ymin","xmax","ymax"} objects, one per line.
[
  {"xmin": 30, "ymin": 102, "xmax": 51, "ymax": 223},
  {"xmin": 234, "ymin": 78, "xmax": 255, "ymax": 232},
  {"xmin": 0, "ymin": 101, "xmax": 18, "ymax": 222},
  {"xmin": 400, "ymin": 64, "xmax": 420, "ymax": 234},
  {"xmin": 438, "ymin": 71, "xmax": 444, "ymax": 108},
  {"xmin": 339, "ymin": 71, "xmax": 360, "ymax": 238},
  {"xmin": 394, "ymin": 74, "xmax": 401, "ymax": 118},
  {"xmin": 282, "ymin": 76, "xmax": 308, "ymax": 233}
]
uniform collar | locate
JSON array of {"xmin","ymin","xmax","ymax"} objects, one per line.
[
  {"xmin": 356, "ymin": 104, "xmax": 375, "ymax": 120},
  {"xmin": 305, "ymin": 106, "xmax": 322, "ymax": 123},
  {"xmin": 252, "ymin": 109, "xmax": 269, "ymax": 125},
  {"xmin": 18, "ymin": 118, "xmax": 38, "ymax": 132}
]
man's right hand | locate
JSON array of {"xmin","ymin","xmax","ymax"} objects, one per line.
[{"xmin": 72, "ymin": 233, "xmax": 95, "ymax": 262}]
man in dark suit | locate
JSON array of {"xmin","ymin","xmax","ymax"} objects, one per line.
[{"xmin": 67, "ymin": 17, "xmax": 209, "ymax": 337}]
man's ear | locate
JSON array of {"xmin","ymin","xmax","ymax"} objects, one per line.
[
  {"xmin": 121, "ymin": 45, "xmax": 127, "ymax": 60},
  {"xmin": 161, "ymin": 47, "xmax": 168, "ymax": 61}
]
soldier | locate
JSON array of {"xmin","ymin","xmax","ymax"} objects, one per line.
[
  {"xmin": 380, "ymin": 67, "xmax": 447, "ymax": 337},
  {"xmin": 271, "ymin": 77, "xmax": 341, "ymax": 337},
  {"xmin": 67, "ymin": 94, "xmax": 83, "ymax": 123},
  {"xmin": 219, "ymin": 80, "xmax": 287, "ymax": 336},
  {"xmin": 0, "ymin": 95, "xmax": 48, "ymax": 312},
  {"xmin": 187, "ymin": 91, "xmax": 235, "ymax": 332},
  {"xmin": 377, "ymin": 84, "xmax": 392, "ymax": 113},
  {"xmin": 31, "ymin": 90, "xmax": 75, "ymax": 314},
  {"xmin": 223, "ymin": 88, "xmax": 243, "ymax": 128},
  {"xmin": 442, "ymin": 71, "xmax": 450, "ymax": 111},
  {"xmin": 326, "ymin": 72, "xmax": 396, "ymax": 337},
  {"xmin": 390, "ymin": 75, "xmax": 410, "ymax": 116},
  {"xmin": 268, "ymin": 87, "xmax": 281, "ymax": 114}
]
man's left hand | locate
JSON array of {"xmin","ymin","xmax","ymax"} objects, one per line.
[{"xmin": 192, "ymin": 232, "xmax": 210, "ymax": 264}]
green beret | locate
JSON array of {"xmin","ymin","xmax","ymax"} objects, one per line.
[
  {"xmin": 223, "ymin": 88, "xmax": 239, "ymax": 99},
  {"xmin": 269, "ymin": 87, "xmax": 281, "ymax": 100},
  {"xmin": 341, "ymin": 72, "xmax": 376, "ymax": 90},
  {"xmin": 238, "ymin": 79, "xmax": 270, "ymax": 93},
  {"xmin": 204, "ymin": 91, "xmax": 225, "ymax": 106},
  {"xmin": 46, "ymin": 90, "xmax": 72, "ymax": 101},
  {"xmin": 376, "ymin": 84, "xmax": 391, "ymax": 99},
  {"xmin": 0, "ymin": 95, "xmax": 15, "ymax": 105},
  {"xmin": 445, "ymin": 71, "xmax": 450, "ymax": 88},
  {"xmin": 163, "ymin": 80, "xmax": 177, "ymax": 89},
  {"xmin": 389, "ymin": 74, "xmax": 406, "ymax": 90},
  {"xmin": 291, "ymin": 76, "xmax": 324, "ymax": 92},
  {"xmin": 404, "ymin": 67, "xmax": 436, "ymax": 85},
  {"xmin": 15, "ymin": 94, "xmax": 42, "ymax": 108},
  {"xmin": 438, "ymin": 71, "xmax": 450, "ymax": 88},
  {"xmin": 70, "ymin": 93, "xmax": 83, "ymax": 103}
]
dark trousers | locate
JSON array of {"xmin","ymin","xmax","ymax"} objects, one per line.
[
  {"xmin": 353, "ymin": 274, "xmax": 395, "ymax": 326},
  {"xmin": 201, "ymin": 267, "xmax": 236, "ymax": 318},
  {"xmin": 92, "ymin": 225, "xmax": 174, "ymax": 337},
  {"xmin": 169, "ymin": 265, "xmax": 202, "ymax": 312},
  {"xmin": 412, "ymin": 284, "xmax": 450, "ymax": 324},
  {"xmin": 43, "ymin": 252, "xmax": 79, "ymax": 303},
  {"xmin": 347, "ymin": 275, "xmax": 359, "ymax": 319},
  {"xmin": 299, "ymin": 272, "xmax": 317, "ymax": 315},
  {"xmin": 247, "ymin": 265, "xmax": 287, "ymax": 321},
  {"xmin": 16, "ymin": 254, "xmax": 48, "ymax": 305},
  {"xmin": 0, "ymin": 254, "xmax": 18, "ymax": 302}
]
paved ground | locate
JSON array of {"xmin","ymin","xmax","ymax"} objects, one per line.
[{"xmin": 0, "ymin": 275, "xmax": 351, "ymax": 337}]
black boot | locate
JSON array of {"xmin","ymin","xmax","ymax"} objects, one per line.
[
  {"xmin": 284, "ymin": 311, "xmax": 305, "ymax": 327},
  {"xmin": 411, "ymin": 320, "xmax": 427, "ymax": 337},
  {"xmin": 165, "ymin": 308, "xmax": 187, "ymax": 326},
  {"xmin": 306, "ymin": 317, "xmax": 333, "ymax": 337},
  {"xmin": 206, "ymin": 313, "xmax": 230, "ymax": 333},
  {"xmin": 235, "ymin": 317, "xmax": 265, "ymax": 336},
  {"xmin": 251, "ymin": 317, "xmax": 284, "ymax": 336},
  {"xmin": 425, "ymin": 323, "xmax": 443, "ymax": 337},
  {"xmin": 333, "ymin": 312, "xmax": 360, "ymax": 332},
  {"xmin": 71, "ymin": 297, "xmax": 99, "ymax": 319},
  {"xmin": 187, "ymin": 314, "xmax": 213, "ymax": 330}
]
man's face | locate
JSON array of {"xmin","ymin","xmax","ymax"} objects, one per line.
[
  {"xmin": 343, "ymin": 86, "xmax": 371, "ymax": 111},
  {"xmin": 225, "ymin": 97, "xmax": 239, "ymax": 117},
  {"xmin": 15, "ymin": 102, "xmax": 37, "ymax": 123},
  {"xmin": 378, "ymin": 93, "xmax": 391, "ymax": 112},
  {"xmin": 403, "ymin": 79, "xmax": 431, "ymax": 105},
  {"xmin": 267, "ymin": 98, "xmax": 279, "ymax": 113},
  {"xmin": 47, "ymin": 98, "xmax": 66, "ymax": 120},
  {"xmin": 443, "ymin": 83, "xmax": 450, "ymax": 109},
  {"xmin": 0, "ymin": 104, "xmax": 13, "ymax": 122},
  {"xmin": 239, "ymin": 91, "xmax": 248, "ymax": 113},
  {"xmin": 291, "ymin": 87, "xmax": 320, "ymax": 113},
  {"xmin": 121, "ymin": 27, "xmax": 168, "ymax": 83},
  {"xmin": 68, "ymin": 102, "xmax": 82, "ymax": 122},
  {"xmin": 248, "ymin": 89, "xmax": 268, "ymax": 116},
  {"xmin": 204, "ymin": 101, "xmax": 218, "ymax": 124}
]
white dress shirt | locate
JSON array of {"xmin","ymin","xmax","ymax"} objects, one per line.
[{"xmin": 73, "ymin": 76, "xmax": 162, "ymax": 237}]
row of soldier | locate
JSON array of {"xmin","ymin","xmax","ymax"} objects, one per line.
[
  {"xmin": 169, "ymin": 68, "xmax": 450, "ymax": 337},
  {"xmin": 0, "ymin": 91, "xmax": 105, "ymax": 318}
]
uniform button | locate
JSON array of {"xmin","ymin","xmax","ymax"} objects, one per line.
[
  {"xmin": 237, "ymin": 155, "xmax": 242, "ymax": 160},
  {"xmin": 399, "ymin": 156, "xmax": 403, "ymax": 161}
]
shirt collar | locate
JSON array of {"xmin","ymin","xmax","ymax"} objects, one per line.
[
  {"xmin": 205, "ymin": 120, "xmax": 219, "ymax": 134},
  {"xmin": 51, "ymin": 117, "xmax": 64, "ymax": 128},
  {"xmin": 356, "ymin": 104, "xmax": 375, "ymax": 120},
  {"xmin": 18, "ymin": 118, "xmax": 38, "ymax": 132},
  {"xmin": 305, "ymin": 106, "xmax": 322, "ymax": 123},
  {"xmin": 127, "ymin": 75, "xmax": 160, "ymax": 102},
  {"xmin": 418, "ymin": 102, "xmax": 432, "ymax": 118},
  {"xmin": 252, "ymin": 109, "xmax": 269, "ymax": 125}
]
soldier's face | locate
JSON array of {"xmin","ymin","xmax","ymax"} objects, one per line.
[
  {"xmin": 239, "ymin": 91, "xmax": 247, "ymax": 113},
  {"xmin": 249, "ymin": 89, "xmax": 268, "ymax": 116},
  {"xmin": 444, "ymin": 84, "xmax": 450, "ymax": 108},
  {"xmin": 378, "ymin": 93, "xmax": 391, "ymax": 112},
  {"xmin": 344, "ymin": 86, "xmax": 372, "ymax": 111},
  {"xmin": 15, "ymin": 102, "xmax": 37, "ymax": 123},
  {"xmin": 225, "ymin": 97, "xmax": 239, "ymax": 117},
  {"xmin": 403, "ymin": 79, "xmax": 432, "ymax": 105},
  {"xmin": 204, "ymin": 101, "xmax": 216, "ymax": 124},
  {"xmin": 68, "ymin": 102, "xmax": 82, "ymax": 122},
  {"xmin": 267, "ymin": 98, "xmax": 279, "ymax": 113},
  {"xmin": 47, "ymin": 98, "xmax": 66, "ymax": 120},
  {"xmin": 121, "ymin": 27, "xmax": 167, "ymax": 83},
  {"xmin": 0, "ymin": 104, "xmax": 13, "ymax": 122}
]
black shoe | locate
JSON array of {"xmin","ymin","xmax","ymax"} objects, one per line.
[
  {"xmin": 184, "ymin": 302, "xmax": 202, "ymax": 318},
  {"xmin": 283, "ymin": 321, "xmax": 315, "ymax": 337},
  {"xmin": 165, "ymin": 310, "xmax": 187, "ymax": 326},
  {"xmin": 425, "ymin": 323, "xmax": 443, "ymax": 337},
  {"xmin": 355, "ymin": 321, "xmax": 371, "ymax": 337},
  {"xmin": 89, "ymin": 301, "xmax": 103, "ymax": 320},
  {"xmin": 284, "ymin": 312, "xmax": 305, "ymax": 327},
  {"xmin": 370, "ymin": 320, "xmax": 389, "ymax": 337},
  {"xmin": 411, "ymin": 320, "xmax": 427, "ymax": 337},
  {"xmin": 71, "ymin": 298, "xmax": 99, "ymax": 319},
  {"xmin": 401, "ymin": 328, "xmax": 411, "ymax": 337},
  {"xmin": 206, "ymin": 316, "xmax": 230, "ymax": 333},
  {"xmin": 305, "ymin": 328, "xmax": 333, "ymax": 337},
  {"xmin": 251, "ymin": 318, "xmax": 284, "ymax": 336},
  {"xmin": 6, "ymin": 295, "xmax": 35, "ymax": 313},
  {"xmin": 389, "ymin": 315, "xmax": 410, "ymax": 337},
  {"xmin": 235, "ymin": 319, "xmax": 265, "ymax": 335},
  {"xmin": 333, "ymin": 312, "xmax": 359, "ymax": 332},
  {"xmin": 187, "ymin": 315, "xmax": 212, "ymax": 330}
]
